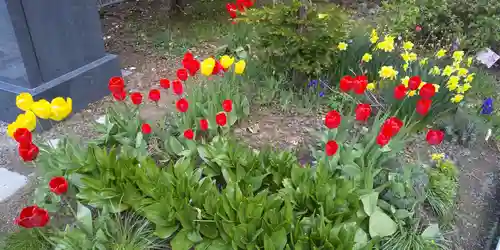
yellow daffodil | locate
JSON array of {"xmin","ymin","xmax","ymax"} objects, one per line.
[
  {"xmin": 234, "ymin": 60, "xmax": 246, "ymax": 74},
  {"xmin": 318, "ymin": 13, "xmax": 328, "ymax": 19},
  {"xmin": 465, "ymin": 73, "xmax": 475, "ymax": 83},
  {"xmin": 376, "ymin": 36, "xmax": 395, "ymax": 52},
  {"xmin": 462, "ymin": 83, "xmax": 472, "ymax": 92},
  {"xmin": 337, "ymin": 42, "xmax": 348, "ymax": 51},
  {"xmin": 403, "ymin": 63, "xmax": 409, "ymax": 71},
  {"xmin": 370, "ymin": 29, "xmax": 378, "ymax": 44},
  {"xmin": 431, "ymin": 153, "xmax": 445, "ymax": 161},
  {"xmin": 403, "ymin": 41, "xmax": 414, "ymax": 50},
  {"xmin": 452, "ymin": 50, "xmax": 464, "ymax": 62},
  {"xmin": 219, "ymin": 55, "xmax": 235, "ymax": 69},
  {"xmin": 200, "ymin": 58, "xmax": 216, "ymax": 76},
  {"xmin": 447, "ymin": 76, "xmax": 459, "ymax": 91},
  {"xmin": 450, "ymin": 94, "xmax": 464, "ymax": 103},
  {"xmin": 401, "ymin": 76, "xmax": 410, "ymax": 87},
  {"xmin": 457, "ymin": 68, "xmax": 468, "ymax": 77},
  {"xmin": 379, "ymin": 66, "xmax": 398, "ymax": 80},
  {"xmin": 408, "ymin": 90, "xmax": 417, "ymax": 97},
  {"xmin": 31, "ymin": 99, "xmax": 52, "ymax": 119},
  {"xmin": 13, "ymin": 110, "xmax": 37, "ymax": 133},
  {"xmin": 409, "ymin": 52, "xmax": 417, "ymax": 62},
  {"xmin": 362, "ymin": 53, "xmax": 372, "ymax": 63},
  {"xmin": 442, "ymin": 65, "xmax": 455, "ymax": 76},
  {"xmin": 436, "ymin": 49, "xmax": 447, "ymax": 59},
  {"xmin": 366, "ymin": 82, "xmax": 376, "ymax": 90},
  {"xmin": 433, "ymin": 84, "xmax": 440, "ymax": 92},
  {"xmin": 467, "ymin": 56, "xmax": 473, "ymax": 67},
  {"xmin": 50, "ymin": 97, "xmax": 72, "ymax": 121},
  {"xmin": 419, "ymin": 57, "xmax": 428, "ymax": 66},
  {"xmin": 430, "ymin": 66, "xmax": 441, "ymax": 76},
  {"xmin": 457, "ymin": 85, "xmax": 465, "ymax": 94},
  {"xmin": 16, "ymin": 93, "xmax": 34, "ymax": 112},
  {"xmin": 401, "ymin": 52, "xmax": 410, "ymax": 62}
]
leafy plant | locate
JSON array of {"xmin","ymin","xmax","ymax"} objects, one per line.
[
  {"xmin": 426, "ymin": 160, "xmax": 459, "ymax": 227},
  {"xmin": 0, "ymin": 229, "xmax": 51, "ymax": 250}
]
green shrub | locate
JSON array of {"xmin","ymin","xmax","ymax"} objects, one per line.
[
  {"xmin": 380, "ymin": 0, "xmax": 500, "ymax": 51},
  {"xmin": 243, "ymin": 1, "xmax": 349, "ymax": 85},
  {"xmin": 426, "ymin": 159, "xmax": 459, "ymax": 226},
  {"xmin": 0, "ymin": 229, "xmax": 51, "ymax": 250}
]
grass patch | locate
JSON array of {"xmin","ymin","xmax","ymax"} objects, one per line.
[{"xmin": 0, "ymin": 229, "xmax": 51, "ymax": 250}]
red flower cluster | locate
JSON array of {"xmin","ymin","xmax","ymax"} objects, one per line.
[
  {"xmin": 393, "ymin": 75, "xmax": 436, "ymax": 116},
  {"xmin": 355, "ymin": 104, "xmax": 372, "ymax": 122},
  {"xmin": 226, "ymin": 0, "xmax": 254, "ymax": 20},
  {"xmin": 14, "ymin": 128, "xmax": 39, "ymax": 162},
  {"xmin": 182, "ymin": 52, "xmax": 200, "ymax": 76},
  {"xmin": 376, "ymin": 117, "xmax": 404, "ymax": 147},
  {"xmin": 108, "ymin": 76, "xmax": 127, "ymax": 101},
  {"xmin": 339, "ymin": 75, "xmax": 368, "ymax": 95}
]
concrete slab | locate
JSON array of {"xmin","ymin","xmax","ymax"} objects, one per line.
[{"xmin": 0, "ymin": 168, "xmax": 27, "ymax": 202}]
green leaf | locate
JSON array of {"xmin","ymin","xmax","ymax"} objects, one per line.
[
  {"xmin": 76, "ymin": 202, "xmax": 93, "ymax": 235},
  {"xmin": 241, "ymin": 97, "xmax": 250, "ymax": 116},
  {"xmin": 421, "ymin": 223, "xmax": 441, "ymax": 239},
  {"xmin": 394, "ymin": 209, "xmax": 412, "ymax": 219},
  {"xmin": 187, "ymin": 230, "xmax": 203, "ymax": 243},
  {"xmin": 270, "ymin": 228, "xmax": 287, "ymax": 250},
  {"xmin": 360, "ymin": 192, "xmax": 379, "ymax": 216},
  {"xmin": 369, "ymin": 209, "xmax": 397, "ymax": 238},
  {"xmin": 135, "ymin": 132, "xmax": 144, "ymax": 148},
  {"xmin": 171, "ymin": 229, "xmax": 195, "ymax": 250},
  {"xmin": 155, "ymin": 225, "xmax": 179, "ymax": 239},
  {"xmin": 169, "ymin": 137, "xmax": 184, "ymax": 155}
]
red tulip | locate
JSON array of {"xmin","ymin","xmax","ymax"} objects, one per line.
[
  {"xmin": 48, "ymin": 176, "xmax": 68, "ymax": 195},
  {"xmin": 408, "ymin": 76, "xmax": 421, "ymax": 90},
  {"xmin": 176, "ymin": 68, "xmax": 189, "ymax": 81},
  {"xmin": 222, "ymin": 99, "xmax": 233, "ymax": 112},
  {"xmin": 415, "ymin": 25, "xmax": 422, "ymax": 32},
  {"xmin": 226, "ymin": 3, "xmax": 237, "ymax": 18},
  {"xmin": 355, "ymin": 104, "xmax": 371, "ymax": 122},
  {"xmin": 108, "ymin": 76, "xmax": 124, "ymax": 93},
  {"xmin": 200, "ymin": 119, "xmax": 209, "ymax": 131},
  {"xmin": 216, "ymin": 112, "xmax": 227, "ymax": 126},
  {"xmin": 324, "ymin": 110, "xmax": 341, "ymax": 129},
  {"xmin": 18, "ymin": 143, "xmax": 39, "ymax": 162},
  {"xmin": 148, "ymin": 89, "xmax": 161, "ymax": 102},
  {"xmin": 426, "ymin": 129, "xmax": 444, "ymax": 145},
  {"xmin": 353, "ymin": 75, "xmax": 368, "ymax": 94},
  {"xmin": 184, "ymin": 129, "xmax": 194, "ymax": 140},
  {"xmin": 376, "ymin": 133, "xmax": 391, "ymax": 147},
  {"xmin": 325, "ymin": 140, "xmax": 339, "ymax": 156},
  {"xmin": 141, "ymin": 123, "xmax": 152, "ymax": 134},
  {"xmin": 13, "ymin": 128, "xmax": 32, "ymax": 146},
  {"xmin": 130, "ymin": 92, "xmax": 143, "ymax": 105},
  {"xmin": 183, "ymin": 51, "xmax": 194, "ymax": 61},
  {"xmin": 339, "ymin": 75, "xmax": 354, "ymax": 92},
  {"xmin": 183, "ymin": 59, "xmax": 200, "ymax": 76},
  {"xmin": 15, "ymin": 206, "xmax": 49, "ymax": 228},
  {"xmin": 112, "ymin": 90, "xmax": 127, "ymax": 101},
  {"xmin": 419, "ymin": 83, "xmax": 436, "ymax": 99},
  {"xmin": 394, "ymin": 84, "xmax": 408, "ymax": 100},
  {"xmin": 212, "ymin": 60, "xmax": 225, "ymax": 75},
  {"xmin": 172, "ymin": 80, "xmax": 184, "ymax": 95},
  {"xmin": 176, "ymin": 98, "xmax": 189, "ymax": 113},
  {"xmin": 160, "ymin": 79, "xmax": 170, "ymax": 89},
  {"xmin": 416, "ymin": 99, "xmax": 432, "ymax": 116},
  {"xmin": 381, "ymin": 117, "xmax": 403, "ymax": 137}
]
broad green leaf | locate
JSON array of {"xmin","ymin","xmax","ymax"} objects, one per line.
[
  {"xmin": 241, "ymin": 97, "xmax": 250, "ymax": 116},
  {"xmin": 270, "ymin": 228, "xmax": 287, "ymax": 250},
  {"xmin": 187, "ymin": 230, "xmax": 203, "ymax": 243},
  {"xmin": 155, "ymin": 225, "xmax": 179, "ymax": 239},
  {"xmin": 76, "ymin": 202, "xmax": 93, "ymax": 235},
  {"xmin": 135, "ymin": 132, "xmax": 143, "ymax": 148},
  {"xmin": 369, "ymin": 209, "xmax": 397, "ymax": 238},
  {"xmin": 169, "ymin": 137, "xmax": 184, "ymax": 155},
  {"xmin": 421, "ymin": 223, "xmax": 441, "ymax": 239},
  {"xmin": 394, "ymin": 209, "xmax": 412, "ymax": 219},
  {"xmin": 171, "ymin": 229, "xmax": 194, "ymax": 250},
  {"xmin": 360, "ymin": 192, "xmax": 379, "ymax": 216}
]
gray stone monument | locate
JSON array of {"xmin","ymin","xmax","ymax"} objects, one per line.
[{"xmin": 0, "ymin": 0, "xmax": 120, "ymax": 122}]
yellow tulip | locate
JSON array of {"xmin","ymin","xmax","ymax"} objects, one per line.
[
  {"xmin": 16, "ymin": 92, "xmax": 34, "ymax": 111},
  {"xmin": 15, "ymin": 110, "xmax": 37, "ymax": 132},
  {"xmin": 31, "ymin": 99, "xmax": 52, "ymax": 119},
  {"xmin": 50, "ymin": 97, "xmax": 72, "ymax": 121},
  {"xmin": 234, "ymin": 60, "xmax": 246, "ymax": 74},
  {"xmin": 200, "ymin": 58, "xmax": 216, "ymax": 76},
  {"xmin": 7, "ymin": 122, "xmax": 19, "ymax": 138},
  {"xmin": 220, "ymin": 55, "xmax": 235, "ymax": 69}
]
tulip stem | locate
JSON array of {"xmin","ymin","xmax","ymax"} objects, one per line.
[
  {"xmin": 62, "ymin": 196, "xmax": 78, "ymax": 219},
  {"xmin": 35, "ymin": 228, "xmax": 55, "ymax": 246}
]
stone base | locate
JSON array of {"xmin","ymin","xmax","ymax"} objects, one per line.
[{"xmin": 0, "ymin": 53, "xmax": 120, "ymax": 124}]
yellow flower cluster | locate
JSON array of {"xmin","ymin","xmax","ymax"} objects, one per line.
[
  {"xmin": 8, "ymin": 93, "xmax": 72, "ymax": 137},
  {"xmin": 379, "ymin": 66, "xmax": 398, "ymax": 80},
  {"xmin": 376, "ymin": 35, "xmax": 395, "ymax": 52},
  {"xmin": 201, "ymin": 56, "xmax": 246, "ymax": 76}
]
